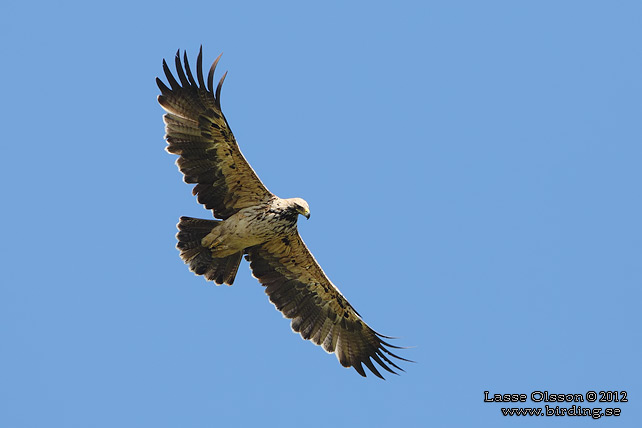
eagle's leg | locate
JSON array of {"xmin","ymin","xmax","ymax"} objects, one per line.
[{"xmin": 201, "ymin": 231, "xmax": 223, "ymax": 249}]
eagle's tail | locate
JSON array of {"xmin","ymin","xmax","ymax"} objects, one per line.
[{"xmin": 175, "ymin": 216, "xmax": 242, "ymax": 285}]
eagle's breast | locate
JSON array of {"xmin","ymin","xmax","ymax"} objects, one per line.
[{"xmin": 221, "ymin": 199, "xmax": 299, "ymax": 250}]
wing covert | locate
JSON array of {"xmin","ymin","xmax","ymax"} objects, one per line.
[{"xmin": 157, "ymin": 47, "xmax": 273, "ymax": 219}]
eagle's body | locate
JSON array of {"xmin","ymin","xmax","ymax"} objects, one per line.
[
  {"xmin": 200, "ymin": 197, "xmax": 308, "ymax": 258},
  {"xmin": 157, "ymin": 48, "xmax": 408, "ymax": 378}
]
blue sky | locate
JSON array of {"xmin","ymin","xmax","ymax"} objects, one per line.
[{"xmin": 1, "ymin": 1, "xmax": 641, "ymax": 426}]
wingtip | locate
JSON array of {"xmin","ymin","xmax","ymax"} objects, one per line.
[
  {"xmin": 208, "ymin": 53, "xmax": 223, "ymax": 93},
  {"xmin": 197, "ymin": 47, "xmax": 205, "ymax": 88},
  {"xmin": 215, "ymin": 71, "xmax": 228, "ymax": 108}
]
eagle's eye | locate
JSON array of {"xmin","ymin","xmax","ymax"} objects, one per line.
[{"xmin": 298, "ymin": 205, "xmax": 310, "ymax": 219}]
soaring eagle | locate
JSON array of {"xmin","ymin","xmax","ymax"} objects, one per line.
[{"xmin": 157, "ymin": 48, "xmax": 408, "ymax": 378}]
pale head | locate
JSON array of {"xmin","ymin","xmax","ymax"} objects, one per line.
[{"xmin": 287, "ymin": 197, "xmax": 310, "ymax": 219}]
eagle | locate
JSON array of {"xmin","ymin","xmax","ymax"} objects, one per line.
[{"xmin": 157, "ymin": 48, "xmax": 409, "ymax": 378}]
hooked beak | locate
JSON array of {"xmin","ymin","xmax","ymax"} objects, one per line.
[{"xmin": 304, "ymin": 213, "xmax": 310, "ymax": 220}]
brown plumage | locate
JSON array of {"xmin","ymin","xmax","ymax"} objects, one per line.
[{"xmin": 158, "ymin": 47, "xmax": 409, "ymax": 378}]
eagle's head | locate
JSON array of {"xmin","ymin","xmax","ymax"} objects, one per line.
[{"xmin": 288, "ymin": 197, "xmax": 311, "ymax": 220}]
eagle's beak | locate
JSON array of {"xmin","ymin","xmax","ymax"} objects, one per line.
[{"xmin": 305, "ymin": 212, "xmax": 310, "ymax": 220}]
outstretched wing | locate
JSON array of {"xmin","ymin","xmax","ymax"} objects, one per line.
[
  {"xmin": 246, "ymin": 232, "xmax": 409, "ymax": 378},
  {"xmin": 157, "ymin": 48, "xmax": 273, "ymax": 220}
]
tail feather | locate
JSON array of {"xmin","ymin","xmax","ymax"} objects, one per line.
[{"xmin": 176, "ymin": 216, "xmax": 242, "ymax": 285}]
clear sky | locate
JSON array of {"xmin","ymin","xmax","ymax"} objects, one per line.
[{"xmin": 1, "ymin": 1, "xmax": 640, "ymax": 426}]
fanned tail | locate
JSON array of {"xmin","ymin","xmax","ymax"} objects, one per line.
[{"xmin": 176, "ymin": 216, "xmax": 242, "ymax": 285}]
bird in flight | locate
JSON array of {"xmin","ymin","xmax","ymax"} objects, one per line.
[{"xmin": 157, "ymin": 48, "xmax": 409, "ymax": 378}]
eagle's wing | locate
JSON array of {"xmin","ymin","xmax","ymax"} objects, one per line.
[
  {"xmin": 246, "ymin": 232, "xmax": 409, "ymax": 378},
  {"xmin": 157, "ymin": 48, "xmax": 273, "ymax": 220}
]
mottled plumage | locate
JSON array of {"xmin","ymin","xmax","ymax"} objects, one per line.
[{"xmin": 158, "ymin": 48, "xmax": 409, "ymax": 378}]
